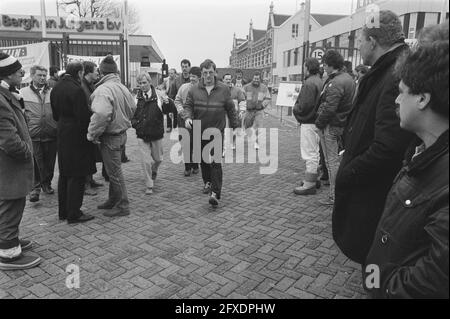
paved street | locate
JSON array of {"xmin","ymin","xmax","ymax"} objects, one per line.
[{"xmin": 0, "ymin": 114, "xmax": 366, "ymax": 299}]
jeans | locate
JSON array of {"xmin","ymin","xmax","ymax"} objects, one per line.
[
  {"xmin": 0, "ymin": 198, "xmax": 25, "ymax": 259},
  {"xmin": 32, "ymin": 140, "xmax": 57, "ymax": 192},
  {"xmin": 300, "ymin": 124, "xmax": 320, "ymax": 175},
  {"xmin": 137, "ymin": 138, "xmax": 163, "ymax": 189},
  {"xmin": 201, "ymin": 138, "xmax": 223, "ymax": 198},
  {"xmin": 179, "ymin": 125, "xmax": 199, "ymax": 171},
  {"xmin": 319, "ymin": 126, "xmax": 344, "ymax": 199},
  {"xmin": 100, "ymin": 133, "xmax": 129, "ymax": 212}
]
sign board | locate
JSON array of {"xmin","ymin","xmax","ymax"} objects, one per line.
[
  {"xmin": 0, "ymin": 14, "xmax": 123, "ymax": 34},
  {"xmin": 310, "ymin": 47, "xmax": 325, "ymax": 63},
  {"xmin": 275, "ymin": 82, "xmax": 302, "ymax": 107},
  {"xmin": 0, "ymin": 42, "xmax": 50, "ymax": 83},
  {"xmin": 66, "ymin": 54, "xmax": 121, "ymax": 71}
]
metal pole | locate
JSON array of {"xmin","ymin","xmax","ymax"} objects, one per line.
[
  {"xmin": 301, "ymin": 0, "xmax": 311, "ymax": 80},
  {"xmin": 123, "ymin": 0, "xmax": 129, "ymax": 87},
  {"xmin": 40, "ymin": 0, "xmax": 47, "ymax": 39}
]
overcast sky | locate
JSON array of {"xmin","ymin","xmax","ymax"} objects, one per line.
[{"xmin": 0, "ymin": 0, "xmax": 354, "ymax": 70}]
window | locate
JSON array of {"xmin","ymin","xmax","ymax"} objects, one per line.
[
  {"xmin": 294, "ymin": 48, "xmax": 299, "ymax": 66},
  {"xmin": 287, "ymin": 50, "xmax": 291, "ymax": 67},
  {"xmin": 292, "ymin": 24, "xmax": 299, "ymax": 38}
]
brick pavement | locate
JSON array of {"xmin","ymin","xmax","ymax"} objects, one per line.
[{"xmin": 0, "ymin": 115, "xmax": 367, "ymax": 299}]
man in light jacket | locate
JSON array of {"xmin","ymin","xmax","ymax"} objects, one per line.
[{"xmin": 87, "ymin": 55, "xmax": 136, "ymax": 217}]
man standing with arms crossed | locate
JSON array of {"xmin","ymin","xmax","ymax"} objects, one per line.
[
  {"xmin": 183, "ymin": 59, "xmax": 240, "ymax": 207},
  {"xmin": 87, "ymin": 56, "xmax": 136, "ymax": 217}
]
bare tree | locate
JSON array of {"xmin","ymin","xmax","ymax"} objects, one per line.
[{"xmin": 58, "ymin": 0, "xmax": 140, "ymax": 34}]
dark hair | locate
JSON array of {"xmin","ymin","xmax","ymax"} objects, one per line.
[
  {"xmin": 304, "ymin": 57, "xmax": 320, "ymax": 75},
  {"xmin": 362, "ymin": 10, "xmax": 405, "ymax": 48},
  {"xmin": 319, "ymin": 66, "xmax": 324, "ymax": 79},
  {"xmin": 235, "ymin": 69, "xmax": 243, "ymax": 74},
  {"xmin": 181, "ymin": 59, "xmax": 191, "ymax": 67},
  {"xmin": 355, "ymin": 64, "xmax": 369, "ymax": 75},
  {"xmin": 223, "ymin": 73, "xmax": 232, "ymax": 79},
  {"xmin": 200, "ymin": 59, "xmax": 216, "ymax": 71},
  {"xmin": 189, "ymin": 66, "xmax": 201, "ymax": 78},
  {"xmin": 395, "ymin": 41, "xmax": 449, "ymax": 118},
  {"xmin": 418, "ymin": 20, "xmax": 449, "ymax": 48},
  {"xmin": 49, "ymin": 66, "xmax": 60, "ymax": 77},
  {"xmin": 82, "ymin": 61, "xmax": 97, "ymax": 76},
  {"xmin": 253, "ymin": 71, "xmax": 261, "ymax": 78},
  {"xmin": 65, "ymin": 61, "xmax": 84, "ymax": 78},
  {"xmin": 323, "ymin": 50, "xmax": 344, "ymax": 70},
  {"xmin": 344, "ymin": 60, "xmax": 353, "ymax": 72}
]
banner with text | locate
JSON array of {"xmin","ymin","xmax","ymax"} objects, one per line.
[
  {"xmin": 66, "ymin": 55, "xmax": 121, "ymax": 72},
  {"xmin": 0, "ymin": 42, "xmax": 50, "ymax": 83}
]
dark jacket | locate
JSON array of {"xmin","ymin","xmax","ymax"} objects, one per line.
[
  {"xmin": 0, "ymin": 86, "xmax": 34, "ymax": 200},
  {"xmin": 315, "ymin": 70, "xmax": 355, "ymax": 129},
  {"xmin": 332, "ymin": 43, "xmax": 415, "ymax": 264},
  {"xmin": 169, "ymin": 75, "xmax": 190, "ymax": 100},
  {"xmin": 365, "ymin": 131, "xmax": 449, "ymax": 299},
  {"xmin": 81, "ymin": 77, "xmax": 95, "ymax": 108},
  {"xmin": 293, "ymin": 74, "xmax": 323, "ymax": 124},
  {"xmin": 50, "ymin": 75, "xmax": 96, "ymax": 177},
  {"xmin": 182, "ymin": 79, "xmax": 240, "ymax": 133},
  {"xmin": 132, "ymin": 86, "xmax": 172, "ymax": 142}
]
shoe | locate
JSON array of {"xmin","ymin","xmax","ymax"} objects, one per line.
[
  {"xmin": 97, "ymin": 201, "xmax": 116, "ymax": 210},
  {"xmin": 299, "ymin": 180, "xmax": 322, "ymax": 189},
  {"xmin": 84, "ymin": 188, "xmax": 97, "ymax": 196},
  {"xmin": 254, "ymin": 142, "xmax": 260, "ymax": 150},
  {"xmin": 209, "ymin": 192, "xmax": 219, "ymax": 207},
  {"xmin": 145, "ymin": 188, "xmax": 153, "ymax": 195},
  {"xmin": 318, "ymin": 197, "xmax": 335, "ymax": 206},
  {"xmin": 151, "ymin": 172, "xmax": 157, "ymax": 181},
  {"xmin": 29, "ymin": 193, "xmax": 40, "ymax": 203},
  {"xmin": 192, "ymin": 168, "xmax": 200, "ymax": 175},
  {"xmin": 67, "ymin": 213, "xmax": 94, "ymax": 224},
  {"xmin": 90, "ymin": 180, "xmax": 104, "ymax": 188},
  {"xmin": 293, "ymin": 186, "xmax": 317, "ymax": 195},
  {"xmin": 203, "ymin": 182, "xmax": 212, "ymax": 194},
  {"xmin": 42, "ymin": 184, "xmax": 54, "ymax": 195},
  {"xmin": 103, "ymin": 210, "xmax": 130, "ymax": 217},
  {"xmin": 19, "ymin": 240, "xmax": 33, "ymax": 252},
  {"xmin": 0, "ymin": 254, "xmax": 41, "ymax": 271},
  {"xmin": 184, "ymin": 169, "xmax": 192, "ymax": 177}
]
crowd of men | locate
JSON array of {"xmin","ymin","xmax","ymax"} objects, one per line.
[{"xmin": 0, "ymin": 9, "xmax": 448, "ymax": 299}]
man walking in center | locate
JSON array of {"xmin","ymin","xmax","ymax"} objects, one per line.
[
  {"xmin": 182, "ymin": 59, "xmax": 240, "ymax": 207},
  {"xmin": 87, "ymin": 55, "xmax": 136, "ymax": 217},
  {"xmin": 21, "ymin": 65, "xmax": 57, "ymax": 202}
]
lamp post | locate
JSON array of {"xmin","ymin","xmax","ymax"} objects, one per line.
[
  {"xmin": 301, "ymin": 0, "xmax": 311, "ymax": 80},
  {"xmin": 40, "ymin": 0, "xmax": 47, "ymax": 39}
]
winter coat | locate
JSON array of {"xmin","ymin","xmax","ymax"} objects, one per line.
[
  {"xmin": 20, "ymin": 84, "xmax": 57, "ymax": 142},
  {"xmin": 365, "ymin": 131, "xmax": 449, "ymax": 299},
  {"xmin": 243, "ymin": 83, "xmax": 271, "ymax": 111},
  {"xmin": 0, "ymin": 86, "xmax": 34, "ymax": 200},
  {"xmin": 88, "ymin": 73, "xmax": 136, "ymax": 140},
  {"xmin": 315, "ymin": 71, "xmax": 355, "ymax": 129},
  {"xmin": 50, "ymin": 75, "xmax": 96, "ymax": 177},
  {"xmin": 132, "ymin": 86, "xmax": 172, "ymax": 142},
  {"xmin": 332, "ymin": 43, "xmax": 415, "ymax": 264},
  {"xmin": 293, "ymin": 74, "xmax": 323, "ymax": 124}
]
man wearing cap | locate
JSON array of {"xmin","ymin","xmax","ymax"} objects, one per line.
[
  {"xmin": 0, "ymin": 53, "xmax": 41, "ymax": 270},
  {"xmin": 87, "ymin": 55, "xmax": 136, "ymax": 217}
]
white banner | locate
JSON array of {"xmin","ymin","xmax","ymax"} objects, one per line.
[
  {"xmin": 0, "ymin": 42, "xmax": 50, "ymax": 83},
  {"xmin": 275, "ymin": 82, "xmax": 302, "ymax": 107},
  {"xmin": 66, "ymin": 55, "xmax": 121, "ymax": 72}
]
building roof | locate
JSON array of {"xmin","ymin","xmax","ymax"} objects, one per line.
[
  {"xmin": 311, "ymin": 14, "xmax": 347, "ymax": 26},
  {"xmin": 253, "ymin": 29, "xmax": 266, "ymax": 42},
  {"xmin": 273, "ymin": 14, "xmax": 291, "ymax": 27}
]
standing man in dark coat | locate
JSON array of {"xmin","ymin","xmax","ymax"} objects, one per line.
[
  {"xmin": 0, "ymin": 53, "xmax": 41, "ymax": 270},
  {"xmin": 333, "ymin": 10, "xmax": 414, "ymax": 264},
  {"xmin": 51, "ymin": 62, "xmax": 95, "ymax": 224}
]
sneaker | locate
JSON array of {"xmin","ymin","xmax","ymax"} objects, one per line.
[
  {"xmin": 184, "ymin": 169, "xmax": 192, "ymax": 177},
  {"xmin": 293, "ymin": 186, "xmax": 317, "ymax": 195},
  {"xmin": 19, "ymin": 240, "xmax": 33, "ymax": 252},
  {"xmin": 0, "ymin": 254, "xmax": 41, "ymax": 271},
  {"xmin": 209, "ymin": 192, "xmax": 219, "ymax": 207},
  {"xmin": 103, "ymin": 210, "xmax": 130, "ymax": 217},
  {"xmin": 318, "ymin": 197, "xmax": 335, "ymax": 206},
  {"xmin": 29, "ymin": 192, "xmax": 40, "ymax": 203},
  {"xmin": 192, "ymin": 168, "xmax": 200, "ymax": 175},
  {"xmin": 145, "ymin": 188, "xmax": 153, "ymax": 195},
  {"xmin": 254, "ymin": 142, "xmax": 260, "ymax": 150},
  {"xmin": 203, "ymin": 182, "xmax": 212, "ymax": 194},
  {"xmin": 42, "ymin": 184, "xmax": 54, "ymax": 195}
]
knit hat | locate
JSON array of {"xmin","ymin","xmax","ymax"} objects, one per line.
[
  {"xmin": 189, "ymin": 66, "xmax": 201, "ymax": 78},
  {"xmin": 0, "ymin": 52, "xmax": 22, "ymax": 77},
  {"xmin": 100, "ymin": 55, "xmax": 118, "ymax": 75}
]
